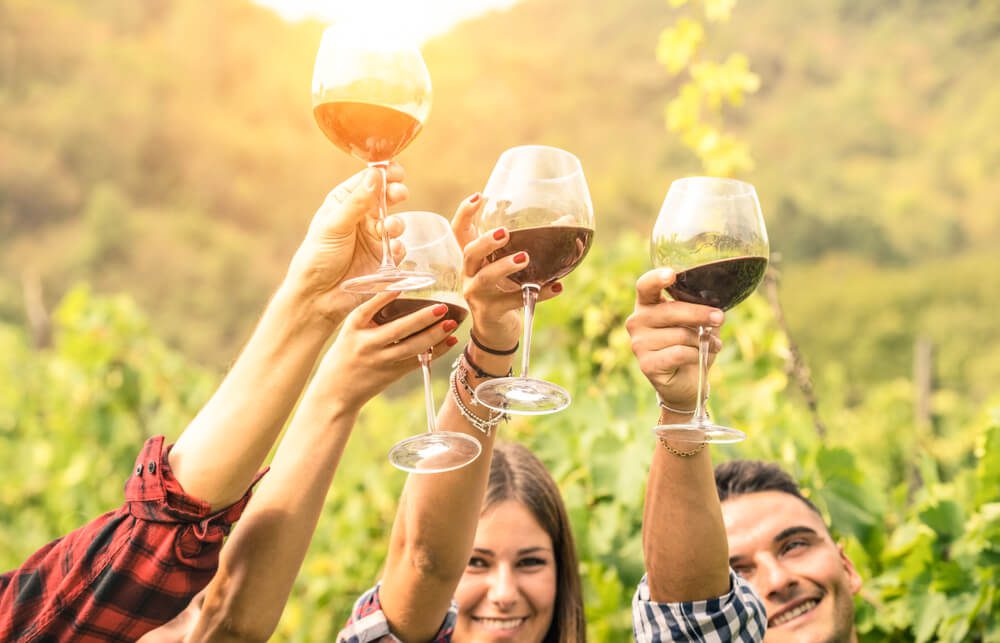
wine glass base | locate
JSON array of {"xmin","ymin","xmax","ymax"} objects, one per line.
[
  {"xmin": 653, "ymin": 422, "xmax": 746, "ymax": 444},
  {"xmin": 474, "ymin": 377, "xmax": 571, "ymax": 416},
  {"xmin": 340, "ymin": 270, "xmax": 436, "ymax": 294},
  {"xmin": 388, "ymin": 431, "xmax": 482, "ymax": 474}
]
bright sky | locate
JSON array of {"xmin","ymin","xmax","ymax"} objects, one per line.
[{"xmin": 252, "ymin": 0, "xmax": 520, "ymax": 42}]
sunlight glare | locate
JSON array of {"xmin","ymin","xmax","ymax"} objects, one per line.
[{"xmin": 252, "ymin": 0, "xmax": 520, "ymax": 43}]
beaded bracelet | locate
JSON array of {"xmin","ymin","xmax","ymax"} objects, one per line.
[
  {"xmin": 449, "ymin": 365, "xmax": 506, "ymax": 436},
  {"xmin": 470, "ymin": 332, "xmax": 519, "ymax": 356}
]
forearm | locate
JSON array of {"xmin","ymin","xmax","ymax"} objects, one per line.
[
  {"xmin": 642, "ymin": 409, "xmax": 730, "ymax": 602},
  {"xmin": 169, "ymin": 281, "xmax": 341, "ymax": 510},
  {"xmin": 380, "ymin": 345, "xmax": 510, "ymax": 639},
  {"xmin": 192, "ymin": 397, "xmax": 359, "ymax": 642}
]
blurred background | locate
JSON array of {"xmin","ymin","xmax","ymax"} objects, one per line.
[{"xmin": 1, "ymin": 0, "xmax": 998, "ymax": 639}]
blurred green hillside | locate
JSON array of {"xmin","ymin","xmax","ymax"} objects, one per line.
[
  {"xmin": 3, "ymin": 0, "xmax": 999, "ymax": 401},
  {"xmin": 3, "ymin": 1, "xmax": 1000, "ymax": 638}
]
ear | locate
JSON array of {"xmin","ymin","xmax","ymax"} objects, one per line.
[{"xmin": 838, "ymin": 544, "xmax": 863, "ymax": 595}]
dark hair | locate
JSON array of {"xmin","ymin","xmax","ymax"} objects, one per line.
[
  {"xmin": 485, "ymin": 443, "xmax": 585, "ymax": 643},
  {"xmin": 714, "ymin": 459, "xmax": 823, "ymax": 517}
]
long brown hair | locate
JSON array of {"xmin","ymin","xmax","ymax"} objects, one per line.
[{"xmin": 485, "ymin": 443, "xmax": 585, "ymax": 643}]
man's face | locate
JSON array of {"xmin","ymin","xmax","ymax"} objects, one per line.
[{"xmin": 723, "ymin": 491, "xmax": 862, "ymax": 643}]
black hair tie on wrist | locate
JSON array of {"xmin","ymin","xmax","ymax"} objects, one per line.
[
  {"xmin": 470, "ymin": 332, "xmax": 519, "ymax": 356},
  {"xmin": 462, "ymin": 346, "xmax": 512, "ymax": 379}
]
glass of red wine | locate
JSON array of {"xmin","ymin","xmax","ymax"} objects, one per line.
[
  {"xmin": 473, "ymin": 145, "xmax": 595, "ymax": 415},
  {"xmin": 651, "ymin": 176, "xmax": 769, "ymax": 443},
  {"xmin": 379, "ymin": 212, "xmax": 482, "ymax": 473},
  {"xmin": 312, "ymin": 24, "xmax": 436, "ymax": 293}
]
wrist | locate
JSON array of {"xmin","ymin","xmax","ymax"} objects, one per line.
[{"xmin": 276, "ymin": 272, "xmax": 351, "ymax": 329}]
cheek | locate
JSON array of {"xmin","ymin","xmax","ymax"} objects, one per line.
[
  {"xmin": 454, "ymin": 573, "xmax": 487, "ymax": 613},
  {"xmin": 525, "ymin": 568, "xmax": 558, "ymax": 616}
]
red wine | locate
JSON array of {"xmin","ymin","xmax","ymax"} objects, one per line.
[
  {"xmin": 488, "ymin": 225, "xmax": 594, "ymax": 287},
  {"xmin": 313, "ymin": 100, "xmax": 423, "ymax": 163},
  {"xmin": 666, "ymin": 256, "xmax": 767, "ymax": 311},
  {"xmin": 374, "ymin": 297, "xmax": 469, "ymax": 338}
]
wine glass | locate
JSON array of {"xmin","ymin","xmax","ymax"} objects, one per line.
[
  {"xmin": 650, "ymin": 176, "xmax": 769, "ymax": 443},
  {"xmin": 377, "ymin": 212, "xmax": 482, "ymax": 473},
  {"xmin": 473, "ymin": 145, "xmax": 595, "ymax": 415},
  {"xmin": 312, "ymin": 24, "xmax": 436, "ymax": 293}
]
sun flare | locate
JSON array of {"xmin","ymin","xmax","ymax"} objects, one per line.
[{"xmin": 252, "ymin": 0, "xmax": 519, "ymax": 43}]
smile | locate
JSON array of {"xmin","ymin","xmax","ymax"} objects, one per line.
[
  {"xmin": 473, "ymin": 616, "xmax": 528, "ymax": 630},
  {"xmin": 769, "ymin": 598, "xmax": 819, "ymax": 627}
]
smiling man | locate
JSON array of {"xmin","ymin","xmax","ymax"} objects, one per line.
[{"xmin": 716, "ymin": 460, "xmax": 863, "ymax": 643}]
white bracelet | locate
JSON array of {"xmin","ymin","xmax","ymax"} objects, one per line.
[{"xmin": 656, "ymin": 394, "xmax": 698, "ymax": 415}]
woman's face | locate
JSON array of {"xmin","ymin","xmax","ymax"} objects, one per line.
[{"xmin": 453, "ymin": 499, "xmax": 558, "ymax": 642}]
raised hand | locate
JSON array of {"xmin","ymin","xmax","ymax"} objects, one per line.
[
  {"xmin": 625, "ymin": 268, "xmax": 724, "ymax": 411},
  {"xmin": 287, "ymin": 163, "xmax": 409, "ymax": 319},
  {"xmin": 322, "ymin": 290, "xmax": 460, "ymax": 409},
  {"xmin": 451, "ymin": 193, "xmax": 562, "ymax": 352}
]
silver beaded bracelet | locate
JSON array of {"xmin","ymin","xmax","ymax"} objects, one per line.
[{"xmin": 448, "ymin": 357, "xmax": 508, "ymax": 436}]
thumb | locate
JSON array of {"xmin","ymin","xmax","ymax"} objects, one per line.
[{"xmin": 316, "ymin": 169, "xmax": 379, "ymax": 237}]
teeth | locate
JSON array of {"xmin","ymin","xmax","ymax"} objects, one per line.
[
  {"xmin": 771, "ymin": 599, "xmax": 818, "ymax": 627},
  {"xmin": 477, "ymin": 617, "xmax": 526, "ymax": 630}
]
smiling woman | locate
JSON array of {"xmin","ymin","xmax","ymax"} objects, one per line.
[{"xmin": 251, "ymin": 0, "xmax": 520, "ymax": 43}]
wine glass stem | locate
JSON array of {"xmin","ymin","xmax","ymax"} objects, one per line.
[
  {"xmin": 693, "ymin": 325, "xmax": 710, "ymax": 424},
  {"xmin": 519, "ymin": 285, "xmax": 540, "ymax": 378},
  {"xmin": 368, "ymin": 161, "xmax": 396, "ymax": 272},
  {"xmin": 418, "ymin": 349, "xmax": 437, "ymax": 434}
]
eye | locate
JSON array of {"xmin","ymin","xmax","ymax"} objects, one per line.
[
  {"xmin": 467, "ymin": 556, "xmax": 489, "ymax": 570},
  {"xmin": 731, "ymin": 564, "xmax": 754, "ymax": 579},
  {"xmin": 780, "ymin": 539, "xmax": 810, "ymax": 556},
  {"xmin": 517, "ymin": 556, "xmax": 548, "ymax": 569}
]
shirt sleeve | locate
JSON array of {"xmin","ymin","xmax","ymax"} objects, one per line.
[
  {"xmin": 337, "ymin": 583, "xmax": 458, "ymax": 643},
  {"xmin": 632, "ymin": 569, "xmax": 767, "ymax": 642},
  {"xmin": 0, "ymin": 435, "xmax": 266, "ymax": 642}
]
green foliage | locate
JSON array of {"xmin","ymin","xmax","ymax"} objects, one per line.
[
  {"xmin": 2, "ymin": 244, "xmax": 999, "ymax": 640},
  {"xmin": 658, "ymin": 0, "xmax": 760, "ymax": 176}
]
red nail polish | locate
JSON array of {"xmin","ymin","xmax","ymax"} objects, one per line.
[
  {"xmin": 551, "ymin": 282, "xmax": 563, "ymax": 293},
  {"xmin": 493, "ymin": 228, "xmax": 506, "ymax": 240},
  {"xmin": 442, "ymin": 320, "xmax": 459, "ymax": 332},
  {"xmin": 432, "ymin": 304, "xmax": 448, "ymax": 316},
  {"xmin": 470, "ymin": 193, "xmax": 481, "ymax": 204},
  {"xmin": 513, "ymin": 252, "xmax": 528, "ymax": 264},
  {"xmin": 446, "ymin": 336, "xmax": 459, "ymax": 347}
]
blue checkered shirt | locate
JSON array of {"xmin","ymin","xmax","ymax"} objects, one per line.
[{"xmin": 632, "ymin": 570, "xmax": 767, "ymax": 642}]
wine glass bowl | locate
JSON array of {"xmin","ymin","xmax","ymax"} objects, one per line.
[
  {"xmin": 311, "ymin": 24, "xmax": 435, "ymax": 293},
  {"xmin": 651, "ymin": 176, "xmax": 768, "ymax": 443},
  {"xmin": 473, "ymin": 146, "xmax": 595, "ymax": 415},
  {"xmin": 378, "ymin": 212, "xmax": 482, "ymax": 474}
]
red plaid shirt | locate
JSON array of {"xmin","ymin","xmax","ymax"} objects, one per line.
[{"xmin": 0, "ymin": 436, "xmax": 263, "ymax": 642}]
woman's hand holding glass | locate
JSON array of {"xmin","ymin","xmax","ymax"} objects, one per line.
[
  {"xmin": 452, "ymin": 194, "xmax": 563, "ymax": 363},
  {"xmin": 285, "ymin": 163, "xmax": 409, "ymax": 322}
]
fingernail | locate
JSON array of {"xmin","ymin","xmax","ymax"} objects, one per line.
[
  {"xmin": 710, "ymin": 311, "xmax": 724, "ymax": 325},
  {"xmin": 442, "ymin": 319, "xmax": 459, "ymax": 332},
  {"xmin": 551, "ymin": 282, "xmax": 563, "ymax": 293},
  {"xmin": 469, "ymin": 192, "xmax": 481, "ymax": 204},
  {"xmin": 432, "ymin": 304, "xmax": 448, "ymax": 316},
  {"xmin": 493, "ymin": 228, "xmax": 506, "ymax": 241},
  {"xmin": 446, "ymin": 336, "xmax": 459, "ymax": 347},
  {"xmin": 659, "ymin": 268, "xmax": 674, "ymax": 282},
  {"xmin": 513, "ymin": 252, "xmax": 528, "ymax": 264}
]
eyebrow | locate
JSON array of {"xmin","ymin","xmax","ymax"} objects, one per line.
[
  {"xmin": 728, "ymin": 526, "xmax": 819, "ymax": 566},
  {"xmin": 472, "ymin": 546, "xmax": 552, "ymax": 556}
]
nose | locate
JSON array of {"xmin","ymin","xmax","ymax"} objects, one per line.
[
  {"xmin": 757, "ymin": 555, "xmax": 798, "ymax": 601},
  {"xmin": 487, "ymin": 563, "xmax": 519, "ymax": 610}
]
